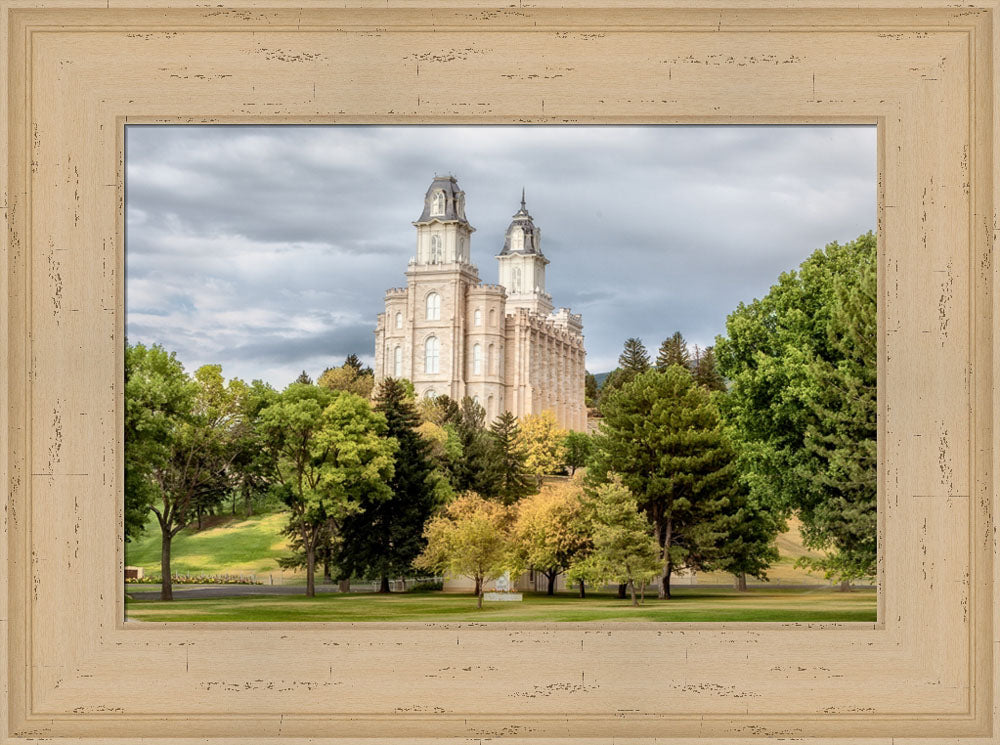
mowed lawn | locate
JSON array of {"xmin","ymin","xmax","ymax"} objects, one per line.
[
  {"xmin": 125, "ymin": 511, "xmax": 300, "ymax": 579},
  {"xmin": 125, "ymin": 586, "xmax": 877, "ymax": 623}
]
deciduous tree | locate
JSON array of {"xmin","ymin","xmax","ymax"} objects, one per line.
[
  {"xmin": 259, "ymin": 384, "xmax": 396, "ymax": 597},
  {"xmin": 512, "ymin": 480, "xmax": 589, "ymax": 595},
  {"xmin": 414, "ymin": 494, "xmax": 517, "ymax": 608},
  {"xmin": 516, "ymin": 411, "xmax": 568, "ymax": 488},
  {"xmin": 561, "ymin": 430, "xmax": 593, "ymax": 476}
]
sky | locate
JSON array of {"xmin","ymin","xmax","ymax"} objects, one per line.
[{"xmin": 125, "ymin": 125, "xmax": 876, "ymax": 387}]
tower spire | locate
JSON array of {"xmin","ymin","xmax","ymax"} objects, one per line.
[{"xmin": 521, "ymin": 187, "xmax": 526, "ymax": 211}]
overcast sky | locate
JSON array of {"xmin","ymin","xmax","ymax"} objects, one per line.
[{"xmin": 125, "ymin": 125, "xmax": 876, "ymax": 386}]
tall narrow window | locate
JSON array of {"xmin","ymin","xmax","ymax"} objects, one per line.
[
  {"xmin": 425, "ymin": 336, "xmax": 440, "ymax": 374},
  {"xmin": 487, "ymin": 395, "xmax": 494, "ymax": 420},
  {"xmin": 395, "ymin": 311, "xmax": 402, "ymax": 329},
  {"xmin": 458, "ymin": 235, "xmax": 466, "ymax": 261},
  {"xmin": 488, "ymin": 343, "xmax": 495, "ymax": 374},
  {"xmin": 512, "ymin": 267, "xmax": 521, "ymax": 293},
  {"xmin": 393, "ymin": 345, "xmax": 402, "ymax": 377},
  {"xmin": 430, "ymin": 235, "xmax": 443, "ymax": 264},
  {"xmin": 431, "ymin": 190, "xmax": 445, "ymax": 216},
  {"xmin": 511, "ymin": 230, "xmax": 524, "ymax": 252},
  {"xmin": 473, "ymin": 343, "xmax": 482, "ymax": 375},
  {"xmin": 489, "ymin": 308, "xmax": 496, "ymax": 326},
  {"xmin": 426, "ymin": 292, "xmax": 441, "ymax": 321},
  {"xmin": 474, "ymin": 308, "xmax": 482, "ymax": 327}
]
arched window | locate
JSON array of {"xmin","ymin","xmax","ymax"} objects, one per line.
[
  {"xmin": 473, "ymin": 395, "xmax": 481, "ymax": 407},
  {"xmin": 431, "ymin": 190, "xmax": 445, "ymax": 216},
  {"xmin": 393, "ymin": 345, "xmax": 402, "ymax": 377},
  {"xmin": 512, "ymin": 267, "xmax": 522, "ymax": 293},
  {"xmin": 425, "ymin": 336, "xmax": 440, "ymax": 374},
  {"xmin": 426, "ymin": 292, "xmax": 441, "ymax": 321},
  {"xmin": 424, "ymin": 389, "xmax": 437, "ymax": 399},
  {"xmin": 395, "ymin": 311, "xmax": 402, "ymax": 329},
  {"xmin": 487, "ymin": 395, "xmax": 494, "ymax": 419},
  {"xmin": 489, "ymin": 308, "xmax": 496, "ymax": 327},
  {"xmin": 430, "ymin": 235, "xmax": 443, "ymax": 264},
  {"xmin": 488, "ymin": 343, "xmax": 495, "ymax": 374},
  {"xmin": 474, "ymin": 308, "xmax": 482, "ymax": 327},
  {"xmin": 458, "ymin": 235, "xmax": 466, "ymax": 260},
  {"xmin": 510, "ymin": 230, "xmax": 524, "ymax": 252},
  {"xmin": 472, "ymin": 343, "xmax": 482, "ymax": 375}
]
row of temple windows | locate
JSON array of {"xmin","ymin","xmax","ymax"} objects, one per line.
[
  {"xmin": 392, "ymin": 297, "xmax": 499, "ymax": 327},
  {"xmin": 391, "ymin": 340, "xmax": 502, "ymax": 377}
]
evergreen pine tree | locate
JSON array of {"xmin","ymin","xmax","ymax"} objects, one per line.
[
  {"xmin": 656, "ymin": 331, "xmax": 691, "ymax": 371},
  {"xmin": 336, "ymin": 378, "xmax": 438, "ymax": 591},
  {"xmin": 618, "ymin": 337, "xmax": 651, "ymax": 374},
  {"xmin": 590, "ymin": 367, "xmax": 753, "ymax": 598},
  {"xmin": 488, "ymin": 411, "xmax": 534, "ymax": 504},
  {"xmin": 294, "ymin": 370, "xmax": 313, "ymax": 385},
  {"xmin": 693, "ymin": 346, "xmax": 726, "ymax": 391}
]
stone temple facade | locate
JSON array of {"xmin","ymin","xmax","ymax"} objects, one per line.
[{"xmin": 373, "ymin": 175, "xmax": 586, "ymax": 431}]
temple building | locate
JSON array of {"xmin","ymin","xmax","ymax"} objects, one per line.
[{"xmin": 373, "ymin": 175, "xmax": 586, "ymax": 431}]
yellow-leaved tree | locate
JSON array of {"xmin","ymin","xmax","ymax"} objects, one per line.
[
  {"xmin": 516, "ymin": 411, "xmax": 568, "ymax": 488},
  {"xmin": 512, "ymin": 478, "xmax": 590, "ymax": 596},
  {"xmin": 413, "ymin": 494, "xmax": 518, "ymax": 608}
]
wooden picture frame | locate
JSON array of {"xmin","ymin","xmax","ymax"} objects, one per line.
[{"xmin": 1, "ymin": 1, "xmax": 997, "ymax": 742}]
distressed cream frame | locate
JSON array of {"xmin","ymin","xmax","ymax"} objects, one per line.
[{"xmin": 1, "ymin": 1, "xmax": 998, "ymax": 742}]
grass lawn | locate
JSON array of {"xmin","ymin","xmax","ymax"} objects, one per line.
[
  {"xmin": 125, "ymin": 511, "xmax": 300, "ymax": 579},
  {"xmin": 125, "ymin": 586, "xmax": 877, "ymax": 623}
]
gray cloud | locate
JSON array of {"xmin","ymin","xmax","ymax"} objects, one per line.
[{"xmin": 126, "ymin": 124, "xmax": 876, "ymax": 385}]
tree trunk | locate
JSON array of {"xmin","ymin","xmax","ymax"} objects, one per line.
[
  {"xmin": 629, "ymin": 579, "xmax": 637, "ymax": 607},
  {"xmin": 734, "ymin": 572, "xmax": 748, "ymax": 592},
  {"xmin": 840, "ymin": 579, "xmax": 852, "ymax": 592},
  {"xmin": 245, "ymin": 491, "xmax": 254, "ymax": 516},
  {"xmin": 160, "ymin": 532, "xmax": 173, "ymax": 601},
  {"xmin": 323, "ymin": 559, "xmax": 332, "ymax": 582},
  {"xmin": 338, "ymin": 578, "xmax": 350, "ymax": 593},
  {"xmin": 578, "ymin": 579, "xmax": 586, "ymax": 598},
  {"xmin": 379, "ymin": 575, "xmax": 391, "ymax": 593},
  {"xmin": 546, "ymin": 571, "xmax": 556, "ymax": 595},
  {"xmin": 196, "ymin": 508, "xmax": 203, "ymax": 531},
  {"xmin": 617, "ymin": 583, "xmax": 627, "ymax": 599},
  {"xmin": 474, "ymin": 577, "xmax": 481, "ymax": 597},
  {"xmin": 659, "ymin": 517, "xmax": 673, "ymax": 599},
  {"xmin": 305, "ymin": 545, "xmax": 316, "ymax": 597}
]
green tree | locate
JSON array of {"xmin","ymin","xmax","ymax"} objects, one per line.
[
  {"xmin": 568, "ymin": 479, "xmax": 661, "ymax": 606},
  {"xmin": 618, "ymin": 337, "xmax": 651, "ymax": 374},
  {"xmin": 444, "ymin": 397, "xmax": 501, "ymax": 498},
  {"xmin": 590, "ymin": 367, "xmax": 749, "ymax": 598},
  {"xmin": 584, "ymin": 371, "xmax": 599, "ymax": 407},
  {"xmin": 488, "ymin": 411, "xmax": 534, "ymax": 504},
  {"xmin": 259, "ymin": 384, "xmax": 396, "ymax": 597},
  {"xmin": 714, "ymin": 231, "xmax": 876, "ymax": 585},
  {"xmin": 318, "ymin": 363, "xmax": 375, "ymax": 398},
  {"xmin": 692, "ymin": 346, "xmax": 726, "ymax": 391},
  {"xmin": 656, "ymin": 331, "xmax": 691, "ymax": 371},
  {"xmin": 123, "ymin": 342, "xmax": 193, "ymax": 544},
  {"xmin": 149, "ymin": 364, "xmax": 246, "ymax": 600},
  {"xmin": 294, "ymin": 370, "xmax": 313, "ymax": 385},
  {"xmin": 336, "ymin": 378, "xmax": 438, "ymax": 592},
  {"xmin": 561, "ymin": 430, "xmax": 593, "ymax": 476},
  {"xmin": 414, "ymin": 494, "xmax": 517, "ymax": 608},
  {"xmin": 229, "ymin": 379, "xmax": 279, "ymax": 516}
]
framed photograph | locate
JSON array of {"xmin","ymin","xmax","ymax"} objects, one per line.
[{"xmin": 1, "ymin": 1, "xmax": 997, "ymax": 742}]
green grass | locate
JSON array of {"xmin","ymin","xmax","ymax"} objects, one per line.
[
  {"xmin": 125, "ymin": 511, "xmax": 296, "ymax": 579},
  {"xmin": 125, "ymin": 586, "xmax": 877, "ymax": 623}
]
